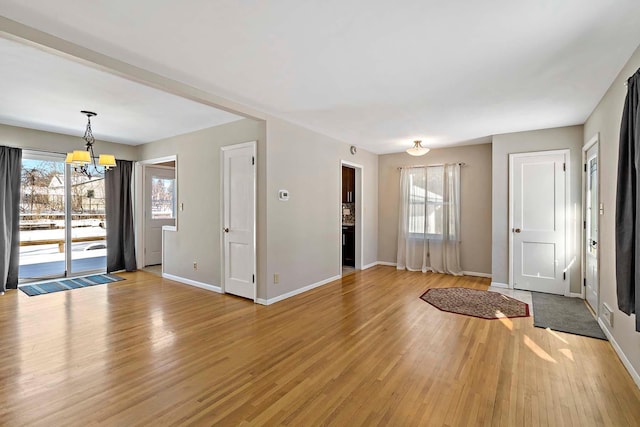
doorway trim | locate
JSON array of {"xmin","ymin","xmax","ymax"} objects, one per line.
[
  {"xmin": 508, "ymin": 149, "xmax": 571, "ymax": 294},
  {"xmin": 134, "ymin": 155, "xmax": 178, "ymax": 272},
  {"xmin": 340, "ymin": 160, "xmax": 364, "ymax": 274},
  {"xmin": 582, "ymin": 133, "xmax": 600, "ymax": 309}
]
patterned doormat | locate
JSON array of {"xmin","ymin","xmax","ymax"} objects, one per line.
[
  {"xmin": 421, "ymin": 287, "xmax": 530, "ymax": 319},
  {"xmin": 19, "ymin": 274, "xmax": 125, "ymax": 297}
]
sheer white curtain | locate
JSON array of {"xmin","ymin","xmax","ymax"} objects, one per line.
[{"xmin": 396, "ymin": 163, "xmax": 463, "ymax": 275}]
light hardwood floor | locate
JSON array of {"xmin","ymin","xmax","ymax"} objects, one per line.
[{"xmin": 1, "ymin": 267, "xmax": 639, "ymax": 426}]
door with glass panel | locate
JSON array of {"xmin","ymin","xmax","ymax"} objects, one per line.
[
  {"xmin": 19, "ymin": 152, "xmax": 107, "ymax": 281},
  {"xmin": 585, "ymin": 144, "xmax": 599, "ymax": 312}
]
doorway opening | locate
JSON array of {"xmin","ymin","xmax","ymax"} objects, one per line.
[
  {"xmin": 341, "ymin": 161, "xmax": 363, "ymax": 276},
  {"xmin": 136, "ymin": 156, "xmax": 177, "ymax": 276},
  {"xmin": 19, "ymin": 151, "xmax": 107, "ymax": 283}
]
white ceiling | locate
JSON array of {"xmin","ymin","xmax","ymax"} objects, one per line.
[
  {"xmin": 1, "ymin": 1, "xmax": 640, "ymax": 153},
  {"xmin": 0, "ymin": 37, "xmax": 243, "ymax": 145}
]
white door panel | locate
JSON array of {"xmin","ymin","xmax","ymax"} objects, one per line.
[
  {"xmin": 585, "ymin": 144, "xmax": 599, "ymax": 312},
  {"xmin": 223, "ymin": 142, "xmax": 256, "ymax": 301},
  {"xmin": 512, "ymin": 152, "xmax": 567, "ymax": 295}
]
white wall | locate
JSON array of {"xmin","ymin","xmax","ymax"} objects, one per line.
[
  {"xmin": 584, "ymin": 43, "xmax": 640, "ymax": 383},
  {"xmin": 0, "ymin": 123, "xmax": 138, "ymax": 160},
  {"xmin": 492, "ymin": 125, "xmax": 583, "ymax": 293},
  {"xmin": 136, "ymin": 119, "xmax": 268, "ymax": 297},
  {"xmin": 377, "ymin": 144, "xmax": 492, "ymax": 275},
  {"xmin": 265, "ymin": 117, "xmax": 378, "ymax": 301}
]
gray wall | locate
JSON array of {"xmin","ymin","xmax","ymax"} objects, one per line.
[
  {"xmin": 0, "ymin": 123, "xmax": 138, "ymax": 160},
  {"xmin": 265, "ymin": 117, "xmax": 378, "ymax": 300},
  {"xmin": 136, "ymin": 119, "xmax": 268, "ymax": 298},
  {"xmin": 584, "ymin": 43, "xmax": 640, "ymax": 379},
  {"xmin": 491, "ymin": 125, "xmax": 583, "ymax": 294},
  {"xmin": 377, "ymin": 144, "xmax": 492, "ymax": 275}
]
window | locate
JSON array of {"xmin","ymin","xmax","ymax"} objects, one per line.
[
  {"xmin": 151, "ymin": 177, "xmax": 176, "ymax": 219},
  {"xmin": 407, "ymin": 166, "xmax": 444, "ymax": 237}
]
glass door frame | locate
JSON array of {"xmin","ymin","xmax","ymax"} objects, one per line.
[{"xmin": 19, "ymin": 150, "xmax": 107, "ymax": 284}]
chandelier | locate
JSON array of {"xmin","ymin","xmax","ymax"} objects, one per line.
[
  {"xmin": 406, "ymin": 140, "xmax": 430, "ymax": 156},
  {"xmin": 65, "ymin": 111, "xmax": 116, "ymax": 178}
]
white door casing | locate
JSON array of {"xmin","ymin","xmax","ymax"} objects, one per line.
[
  {"xmin": 144, "ymin": 166, "xmax": 176, "ymax": 266},
  {"xmin": 510, "ymin": 150, "xmax": 568, "ymax": 295},
  {"xmin": 584, "ymin": 141, "xmax": 599, "ymax": 312},
  {"xmin": 222, "ymin": 141, "xmax": 256, "ymax": 301}
]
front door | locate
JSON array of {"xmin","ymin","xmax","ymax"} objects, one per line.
[
  {"xmin": 585, "ymin": 144, "xmax": 599, "ymax": 312},
  {"xmin": 222, "ymin": 142, "xmax": 256, "ymax": 301},
  {"xmin": 511, "ymin": 151, "xmax": 567, "ymax": 295},
  {"xmin": 144, "ymin": 166, "xmax": 176, "ymax": 266}
]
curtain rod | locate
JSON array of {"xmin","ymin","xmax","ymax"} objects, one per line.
[
  {"xmin": 20, "ymin": 147, "xmax": 67, "ymax": 156},
  {"xmin": 18, "ymin": 147, "xmax": 98, "ymax": 160},
  {"xmin": 397, "ymin": 162, "xmax": 465, "ymax": 170}
]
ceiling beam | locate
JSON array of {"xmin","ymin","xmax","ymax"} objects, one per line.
[{"xmin": 0, "ymin": 15, "xmax": 265, "ymax": 122}]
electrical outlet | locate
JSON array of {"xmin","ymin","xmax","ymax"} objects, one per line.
[
  {"xmin": 193, "ymin": 262, "xmax": 197, "ymax": 270},
  {"xmin": 273, "ymin": 273, "xmax": 279, "ymax": 284}
]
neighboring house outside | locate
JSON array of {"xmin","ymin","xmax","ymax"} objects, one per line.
[{"xmin": 48, "ymin": 174, "xmax": 106, "ymax": 215}]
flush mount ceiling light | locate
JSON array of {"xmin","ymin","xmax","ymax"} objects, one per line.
[
  {"xmin": 406, "ymin": 140, "xmax": 430, "ymax": 156},
  {"xmin": 66, "ymin": 111, "xmax": 116, "ymax": 178}
]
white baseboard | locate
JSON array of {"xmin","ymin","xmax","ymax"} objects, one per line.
[
  {"xmin": 598, "ymin": 318, "xmax": 640, "ymax": 390},
  {"xmin": 258, "ymin": 274, "xmax": 341, "ymax": 306},
  {"xmin": 362, "ymin": 262, "xmax": 379, "ymax": 270},
  {"xmin": 463, "ymin": 271, "xmax": 492, "ymax": 278},
  {"xmin": 490, "ymin": 281, "xmax": 510, "ymax": 289},
  {"xmin": 373, "ymin": 263, "xmax": 489, "ymax": 277},
  {"xmin": 568, "ymin": 292, "xmax": 584, "ymax": 298},
  {"xmin": 162, "ymin": 273, "xmax": 222, "ymax": 294}
]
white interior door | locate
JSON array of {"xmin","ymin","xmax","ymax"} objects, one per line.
[
  {"xmin": 585, "ymin": 144, "xmax": 599, "ymax": 311},
  {"xmin": 222, "ymin": 142, "xmax": 256, "ymax": 301},
  {"xmin": 511, "ymin": 151, "xmax": 567, "ymax": 294},
  {"xmin": 144, "ymin": 166, "xmax": 176, "ymax": 266}
]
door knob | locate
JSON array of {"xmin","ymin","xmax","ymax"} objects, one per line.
[
  {"xmin": 512, "ymin": 228, "xmax": 521, "ymax": 233},
  {"xmin": 223, "ymin": 227, "xmax": 229, "ymax": 233}
]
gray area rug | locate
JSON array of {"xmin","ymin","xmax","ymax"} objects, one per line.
[{"xmin": 531, "ymin": 292, "xmax": 607, "ymax": 340}]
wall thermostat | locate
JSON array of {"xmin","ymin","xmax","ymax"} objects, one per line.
[{"xmin": 278, "ymin": 189, "xmax": 289, "ymax": 201}]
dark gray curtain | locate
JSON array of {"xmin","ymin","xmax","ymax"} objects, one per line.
[
  {"xmin": 105, "ymin": 159, "xmax": 137, "ymax": 272},
  {"xmin": 616, "ymin": 68, "xmax": 640, "ymax": 332},
  {"xmin": 0, "ymin": 146, "xmax": 22, "ymax": 293}
]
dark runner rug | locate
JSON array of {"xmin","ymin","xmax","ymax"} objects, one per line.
[
  {"xmin": 531, "ymin": 292, "xmax": 606, "ymax": 340},
  {"xmin": 421, "ymin": 287, "xmax": 529, "ymax": 319},
  {"xmin": 19, "ymin": 274, "xmax": 125, "ymax": 297}
]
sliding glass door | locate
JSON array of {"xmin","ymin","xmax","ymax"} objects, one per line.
[
  {"xmin": 19, "ymin": 155, "xmax": 67, "ymax": 279},
  {"xmin": 70, "ymin": 166, "xmax": 107, "ymax": 274},
  {"xmin": 19, "ymin": 151, "xmax": 107, "ymax": 282}
]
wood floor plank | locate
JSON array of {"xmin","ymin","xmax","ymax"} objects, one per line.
[{"xmin": 0, "ymin": 267, "xmax": 639, "ymax": 426}]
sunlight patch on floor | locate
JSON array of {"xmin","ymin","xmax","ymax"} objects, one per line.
[{"xmin": 524, "ymin": 335, "xmax": 556, "ymax": 363}]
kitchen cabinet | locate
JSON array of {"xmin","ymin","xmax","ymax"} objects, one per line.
[
  {"xmin": 342, "ymin": 225, "xmax": 355, "ymax": 267},
  {"xmin": 342, "ymin": 166, "xmax": 355, "ymax": 203}
]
